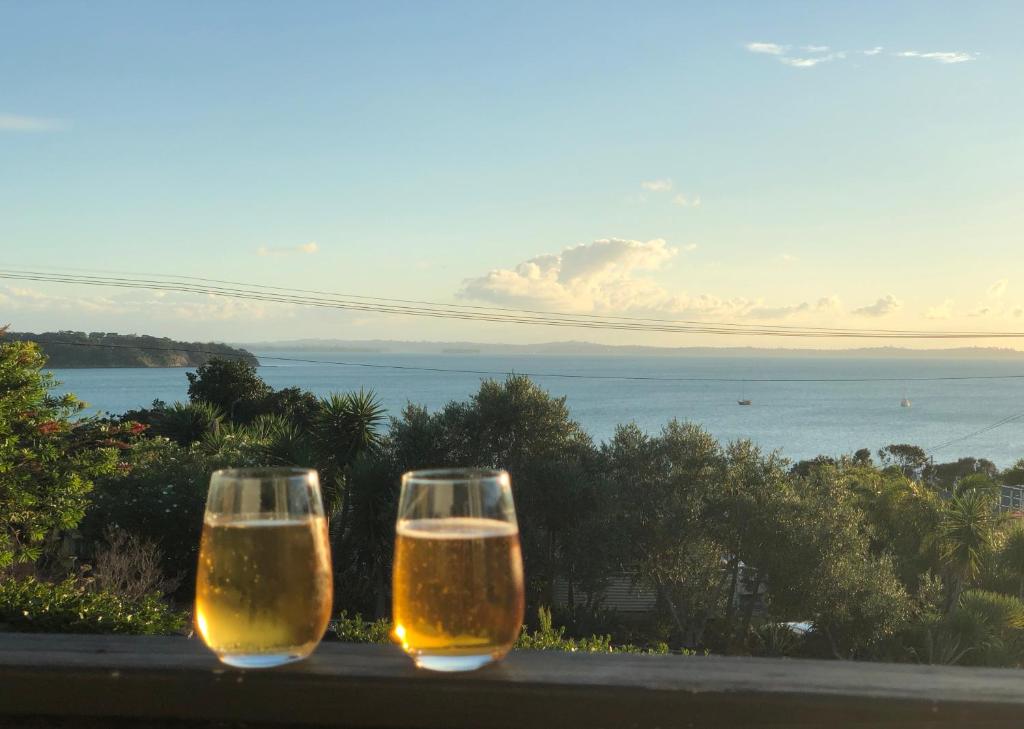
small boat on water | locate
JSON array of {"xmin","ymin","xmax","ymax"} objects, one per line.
[
  {"xmin": 738, "ymin": 399, "xmax": 752, "ymax": 406},
  {"xmin": 900, "ymin": 398, "xmax": 912, "ymax": 408}
]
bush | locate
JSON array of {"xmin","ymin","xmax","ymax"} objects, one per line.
[
  {"xmin": 332, "ymin": 607, "xmax": 674, "ymax": 654},
  {"xmin": 0, "ymin": 577, "xmax": 185, "ymax": 635},
  {"xmin": 333, "ymin": 611, "xmax": 394, "ymax": 644},
  {"xmin": 87, "ymin": 526, "xmax": 181, "ymax": 601}
]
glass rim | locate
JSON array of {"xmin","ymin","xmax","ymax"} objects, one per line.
[
  {"xmin": 210, "ymin": 466, "xmax": 317, "ymax": 481},
  {"xmin": 401, "ymin": 467, "xmax": 508, "ymax": 483}
]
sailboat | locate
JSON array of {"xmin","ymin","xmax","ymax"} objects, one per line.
[
  {"xmin": 737, "ymin": 399, "xmax": 752, "ymax": 406},
  {"xmin": 900, "ymin": 397, "xmax": 912, "ymax": 408}
]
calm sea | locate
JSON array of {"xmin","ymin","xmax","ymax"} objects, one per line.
[{"xmin": 48, "ymin": 352, "xmax": 1024, "ymax": 468}]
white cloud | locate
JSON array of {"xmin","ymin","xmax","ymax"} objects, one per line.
[
  {"xmin": 257, "ymin": 241, "xmax": 319, "ymax": 257},
  {"xmin": 672, "ymin": 193, "xmax": 702, "ymax": 207},
  {"xmin": 895, "ymin": 50, "xmax": 976, "ymax": 64},
  {"xmin": 852, "ymin": 294, "xmax": 902, "ymax": 317},
  {"xmin": 0, "ymin": 285, "xmax": 278, "ymax": 322},
  {"xmin": 641, "ymin": 179, "xmax": 673, "ymax": 192},
  {"xmin": 780, "ymin": 55, "xmax": 834, "ymax": 68},
  {"xmin": 746, "ymin": 302, "xmax": 811, "ymax": 319},
  {"xmin": 816, "ymin": 295, "xmax": 841, "ymax": 312},
  {"xmin": 748, "ymin": 43, "xmax": 976, "ymax": 69},
  {"xmin": 680, "ymin": 242, "xmax": 698, "ymax": 252},
  {"xmin": 0, "ymin": 113, "xmax": 67, "ymax": 132},
  {"xmin": 925, "ymin": 299, "xmax": 955, "ymax": 319},
  {"xmin": 459, "ymin": 238, "xmax": 755, "ymax": 316},
  {"xmin": 746, "ymin": 42, "xmax": 788, "ymax": 55},
  {"xmin": 988, "ymin": 279, "xmax": 1008, "ymax": 298},
  {"xmin": 781, "ymin": 253, "xmax": 799, "ymax": 263}
]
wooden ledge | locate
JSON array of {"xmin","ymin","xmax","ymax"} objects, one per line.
[{"xmin": 1, "ymin": 633, "xmax": 1023, "ymax": 728}]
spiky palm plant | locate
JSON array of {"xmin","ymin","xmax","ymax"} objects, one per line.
[{"xmin": 150, "ymin": 401, "xmax": 223, "ymax": 446}]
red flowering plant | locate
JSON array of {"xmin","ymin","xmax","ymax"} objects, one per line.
[{"xmin": 0, "ymin": 333, "xmax": 119, "ymax": 568}]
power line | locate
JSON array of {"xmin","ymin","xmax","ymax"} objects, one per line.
[
  {"xmin": 6, "ymin": 267, "xmax": 1024, "ymax": 340},
  {"xmin": 928, "ymin": 412, "xmax": 1024, "ymax": 453},
  {"xmin": 18, "ymin": 337, "xmax": 1024, "ymax": 384},
  {"xmin": 3, "ymin": 264, "xmax": 1003, "ymax": 336}
]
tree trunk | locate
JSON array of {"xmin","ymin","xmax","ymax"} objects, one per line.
[
  {"xmin": 657, "ymin": 581, "xmax": 688, "ymax": 644},
  {"xmin": 824, "ymin": 626, "xmax": 845, "ymax": 660},
  {"xmin": 739, "ymin": 569, "xmax": 763, "ymax": 643},
  {"xmin": 723, "ymin": 554, "xmax": 741, "ymax": 638}
]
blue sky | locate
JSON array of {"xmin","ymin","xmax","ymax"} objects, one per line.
[{"xmin": 2, "ymin": 1, "xmax": 1022, "ymax": 346}]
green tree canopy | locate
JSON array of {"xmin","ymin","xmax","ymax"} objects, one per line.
[{"xmin": 186, "ymin": 357, "xmax": 271, "ymax": 419}]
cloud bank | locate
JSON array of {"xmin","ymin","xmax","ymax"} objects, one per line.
[
  {"xmin": 746, "ymin": 41, "xmax": 977, "ymax": 69},
  {"xmin": 852, "ymin": 295, "xmax": 903, "ymax": 317},
  {"xmin": 0, "ymin": 113, "xmax": 67, "ymax": 132},
  {"xmin": 257, "ymin": 242, "xmax": 319, "ymax": 257}
]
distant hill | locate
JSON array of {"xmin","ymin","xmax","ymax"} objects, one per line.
[
  {"xmin": 6, "ymin": 331, "xmax": 258, "ymax": 368},
  {"xmin": 241, "ymin": 338, "xmax": 1024, "ymax": 359}
]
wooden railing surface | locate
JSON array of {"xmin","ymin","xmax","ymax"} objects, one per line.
[{"xmin": 2, "ymin": 633, "xmax": 1024, "ymax": 728}]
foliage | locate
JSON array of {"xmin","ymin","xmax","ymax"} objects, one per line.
[
  {"xmin": 186, "ymin": 357, "xmax": 271, "ymax": 419},
  {"xmin": 333, "ymin": 607, "xmax": 674, "ymax": 654},
  {"xmin": 81, "ymin": 438, "xmax": 221, "ymax": 597},
  {"xmin": 0, "ymin": 577, "xmax": 185, "ymax": 635},
  {"xmin": 939, "ymin": 489, "xmax": 999, "ymax": 602},
  {"xmin": 0, "ymin": 336, "xmax": 121, "ymax": 568},
  {"xmin": 516, "ymin": 607, "xmax": 672, "ymax": 654},
  {"xmin": 149, "ymin": 400, "xmax": 224, "ymax": 446},
  {"xmin": 86, "ymin": 526, "xmax": 181, "ymax": 601},
  {"xmin": 333, "ymin": 610, "xmax": 395, "ymax": 644},
  {"xmin": 877, "ymin": 444, "xmax": 929, "ymax": 480}
]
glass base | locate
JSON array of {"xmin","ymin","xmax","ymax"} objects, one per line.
[
  {"xmin": 218, "ymin": 652, "xmax": 306, "ymax": 669},
  {"xmin": 414, "ymin": 654, "xmax": 494, "ymax": 672}
]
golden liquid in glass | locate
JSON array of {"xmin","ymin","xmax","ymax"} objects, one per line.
[
  {"xmin": 393, "ymin": 517, "xmax": 524, "ymax": 660},
  {"xmin": 195, "ymin": 517, "xmax": 332, "ymax": 660}
]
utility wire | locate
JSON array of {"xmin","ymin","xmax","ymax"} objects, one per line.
[
  {"xmin": 928, "ymin": 413, "xmax": 1024, "ymax": 453},
  {"xmin": 6, "ymin": 267, "xmax": 1024, "ymax": 340},
  {"xmin": 19, "ymin": 338, "xmax": 1024, "ymax": 384},
  {"xmin": 2, "ymin": 264, "xmax": 1006, "ymax": 336}
]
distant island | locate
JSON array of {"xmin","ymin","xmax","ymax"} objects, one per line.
[
  {"xmin": 6, "ymin": 331, "xmax": 258, "ymax": 368},
  {"xmin": 241, "ymin": 338, "xmax": 1024, "ymax": 359}
]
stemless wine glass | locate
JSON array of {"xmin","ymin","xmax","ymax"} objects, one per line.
[
  {"xmin": 392, "ymin": 468, "xmax": 525, "ymax": 672},
  {"xmin": 195, "ymin": 467, "xmax": 333, "ymax": 668}
]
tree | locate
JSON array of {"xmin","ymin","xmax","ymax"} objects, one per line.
[
  {"xmin": 927, "ymin": 457, "xmax": 1000, "ymax": 490},
  {"xmin": 772, "ymin": 465, "xmax": 913, "ymax": 658},
  {"xmin": 186, "ymin": 358, "xmax": 270, "ymax": 420},
  {"xmin": 606, "ymin": 420, "xmax": 726, "ymax": 647},
  {"xmin": 939, "ymin": 490, "xmax": 999, "ymax": 607},
  {"xmin": 0, "ymin": 335, "xmax": 120, "ymax": 568},
  {"xmin": 878, "ymin": 444, "xmax": 929, "ymax": 480},
  {"xmin": 998, "ymin": 523, "xmax": 1024, "ymax": 600},
  {"xmin": 1002, "ymin": 459, "xmax": 1024, "ymax": 486}
]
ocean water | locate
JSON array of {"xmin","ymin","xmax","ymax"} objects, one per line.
[{"xmin": 48, "ymin": 352, "xmax": 1024, "ymax": 468}]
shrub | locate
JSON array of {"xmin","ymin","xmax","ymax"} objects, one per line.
[
  {"xmin": 332, "ymin": 607, "xmax": 673, "ymax": 654},
  {"xmin": 0, "ymin": 577, "xmax": 185, "ymax": 635},
  {"xmin": 333, "ymin": 611, "xmax": 394, "ymax": 644},
  {"xmin": 87, "ymin": 526, "xmax": 181, "ymax": 601}
]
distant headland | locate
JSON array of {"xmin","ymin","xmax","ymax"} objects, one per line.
[
  {"xmin": 240, "ymin": 338, "xmax": 1024, "ymax": 359},
  {"xmin": 5, "ymin": 331, "xmax": 258, "ymax": 368}
]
